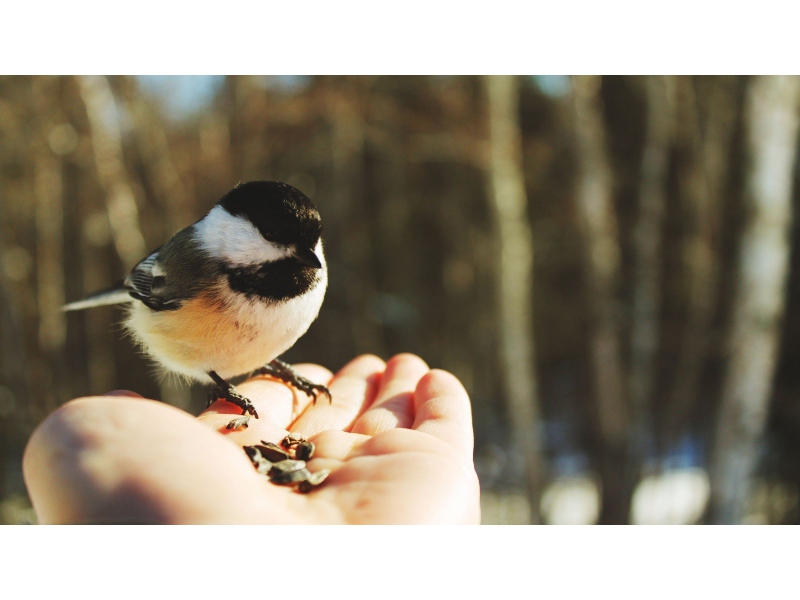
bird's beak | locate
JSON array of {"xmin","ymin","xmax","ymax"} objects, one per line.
[{"xmin": 293, "ymin": 246, "xmax": 322, "ymax": 269}]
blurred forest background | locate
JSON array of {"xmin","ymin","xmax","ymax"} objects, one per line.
[{"xmin": 2, "ymin": 75, "xmax": 800, "ymax": 525}]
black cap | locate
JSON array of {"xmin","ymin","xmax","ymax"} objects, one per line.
[{"xmin": 219, "ymin": 181, "xmax": 322, "ymax": 249}]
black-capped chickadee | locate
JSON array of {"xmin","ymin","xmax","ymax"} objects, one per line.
[{"xmin": 65, "ymin": 181, "xmax": 330, "ymax": 429}]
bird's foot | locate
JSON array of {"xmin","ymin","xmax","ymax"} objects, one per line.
[
  {"xmin": 208, "ymin": 370, "xmax": 259, "ymax": 430},
  {"xmin": 252, "ymin": 359, "xmax": 332, "ymax": 404}
]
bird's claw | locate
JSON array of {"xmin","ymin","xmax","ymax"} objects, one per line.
[
  {"xmin": 207, "ymin": 371, "xmax": 260, "ymax": 421},
  {"xmin": 253, "ymin": 359, "xmax": 332, "ymax": 404}
]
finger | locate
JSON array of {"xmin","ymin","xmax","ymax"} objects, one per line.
[
  {"xmin": 290, "ymin": 355, "xmax": 385, "ymax": 437},
  {"xmin": 412, "ymin": 369, "xmax": 474, "ymax": 461},
  {"xmin": 200, "ymin": 364, "xmax": 334, "ymax": 430},
  {"xmin": 309, "ymin": 429, "xmax": 370, "ymax": 462},
  {"xmin": 198, "ymin": 410, "xmax": 292, "ymax": 448},
  {"xmin": 23, "ymin": 395, "xmax": 271, "ymax": 524},
  {"xmin": 350, "ymin": 353, "xmax": 428, "ymax": 436},
  {"xmin": 103, "ymin": 390, "xmax": 143, "ymax": 398}
]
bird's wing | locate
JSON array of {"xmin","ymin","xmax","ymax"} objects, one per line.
[
  {"xmin": 64, "ymin": 247, "xmax": 180, "ymax": 312},
  {"xmin": 64, "ymin": 224, "xmax": 207, "ymax": 313},
  {"xmin": 123, "ymin": 248, "xmax": 183, "ymax": 312},
  {"xmin": 63, "ymin": 250, "xmax": 163, "ymax": 312},
  {"xmin": 124, "ymin": 250, "xmax": 159, "ymax": 299}
]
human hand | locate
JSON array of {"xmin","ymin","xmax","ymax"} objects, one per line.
[{"xmin": 23, "ymin": 354, "xmax": 480, "ymax": 524}]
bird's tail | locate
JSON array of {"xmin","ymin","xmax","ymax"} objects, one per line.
[{"xmin": 63, "ymin": 284, "xmax": 133, "ymax": 312}]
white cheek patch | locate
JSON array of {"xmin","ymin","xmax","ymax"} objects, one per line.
[
  {"xmin": 313, "ymin": 238, "xmax": 326, "ymax": 268},
  {"xmin": 195, "ymin": 205, "xmax": 291, "ymax": 266}
]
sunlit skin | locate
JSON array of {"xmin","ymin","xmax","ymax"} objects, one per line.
[{"xmin": 22, "ymin": 354, "xmax": 481, "ymax": 524}]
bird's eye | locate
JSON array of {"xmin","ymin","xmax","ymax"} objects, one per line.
[{"xmin": 152, "ymin": 275, "xmax": 166, "ymax": 289}]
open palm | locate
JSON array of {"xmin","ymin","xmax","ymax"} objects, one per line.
[{"xmin": 23, "ymin": 354, "xmax": 480, "ymax": 524}]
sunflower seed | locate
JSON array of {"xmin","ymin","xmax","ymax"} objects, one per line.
[
  {"xmin": 243, "ymin": 445, "xmax": 263, "ymax": 464},
  {"xmin": 298, "ymin": 469, "xmax": 331, "ymax": 493},
  {"xmin": 226, "ymin": 414, "xmax": 251, "ymax": 430},
  {"xmin": 254, "ymin": 442, "xmax": 290, "ymax": 462},
  {"xmin": 295, "ymin": 441, "xmax": 315, "ymax": 461},
  {"xmin": 269, "ymin": 459, "xmax": 306, "ymax": 475},
  {"xmin": 270, "ymin": 468, "xmax": 311, "ymax": 485},
  {"xmin": 281, "ymin": 432, "xmax": 306, "ymax": 449}
]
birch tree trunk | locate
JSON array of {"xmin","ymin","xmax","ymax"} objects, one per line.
[
  {"xmin": 76, "ymin": 75, "xmax": 147, "ymax": 393},
  {"xmin": 629, "ymin": 76, "xmax": 674, "ymax": 471},
  {"xmin": 328, "ymin": 80, "xmax": 386, "ymax": 357},
  {"xmin": 124, "ymin": 85, "xmax": 194, "ymax": 235},
  {"xmin": 710, "ymin": 75, "xmax": 800, "ymax": 523},
  {"xmin": 32, "ymin": 77, "xmax": 67, "ymax": 415},
  {"xmin": 77, "ymin": 75, "xmax": 146, "ymax": 270},
  {"xmin": 665, "ymin": 77, "xmax": 738, "ymax": 442},
  {"xmin": 0, "ymin": 202, "xmax": 31, "ymax": 429},
  {"xmin": 485, "ymin": 75, "xmax": 544, "ymax": 523},
  {"xmin": 34, "ymin": 152, "xmax": 65, "ymax": 354},
  {"xmin": 571, "ymin": 75, "xmax": 628, "ymax": 523},
  {"xmin": 0, "ymin": 86, "xmax": 32, "ymax": 431}
]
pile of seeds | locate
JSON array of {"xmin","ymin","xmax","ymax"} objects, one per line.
[{"xmin": 243, "ymin": 433, "xmax": 330, "ymax": 493}]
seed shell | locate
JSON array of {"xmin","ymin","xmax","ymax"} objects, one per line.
[
  {"xmin": 254, "ymin": 443, "xmax": 290, "ymax": 462},
  {"xmin": 270, "ymin": 468, "xmax": 311, "ymax": 485},
  {"xmin": 298, "ymin": 469, "xmax": 331, "ymax": 493},
  {"xmin": 269, "ymin": 459, "xmax": 306, "ymax": 475},
  {"xmin": 295, "ymin": 441, "xmax": 315, "ymax": 461}
]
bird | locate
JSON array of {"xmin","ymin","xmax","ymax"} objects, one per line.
[{"xmin": 64, "ymin": 181, "xmax": 330, "ymax": 429}]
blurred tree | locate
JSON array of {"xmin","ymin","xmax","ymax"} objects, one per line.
[
  {"xmin": 664, "ymin": 76, "xmax": 739, "ymax": 444},
  {"xmin": 28, "ymin": 77, "xmax": 66, "ymax": 420},
  {"xmin": 77, "ymin": 75, "xmax": 147, "ymax": 269},
  {"xmin": 628, "ymin": 75, "xmax": 674, "ymax": 483},
  {"xmin": 570, "ymin": 75, "xmax": 628, "ymax": 523},
  {"xmin": 485, "ymin": 75, "xmax": 544, "ymax": 523},
  {"xmin": 710, "ymin": 75, "xmax": 800, "ymax": 523}
]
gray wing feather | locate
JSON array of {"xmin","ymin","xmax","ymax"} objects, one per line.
[
  {"xmin": 63, "ymin": 250, "xmax": 167, "ymax": 312},
  {"xmin": 123, "ymin": 249, "xmax": 185, "ymax": 311},
  {"xmin": 125, "ymin": 251, "xmax": 160, "ymax": 298},
  {"xmin": 63, "ymin": 224, "xmax": 209, "ymax": 313}
]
